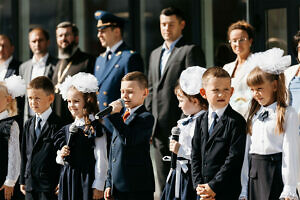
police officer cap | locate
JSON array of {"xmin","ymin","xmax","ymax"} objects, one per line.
[{"xmin": 94, "ymin": 10, "xmax": 125, "ymax": 30}]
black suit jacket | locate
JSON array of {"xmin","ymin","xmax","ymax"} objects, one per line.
[
  {"xmin": 5, "ymin": 58, "xmax": 21, "ymax": 78},
  {"xmin": 20, "ymin": 112, "xmax": 64, "ymax": 192},
  {"xmin": 106, "ymin": 105, "xmax": 155, "ymax": 193},
  {"xmin": 191, "ymin": 105, "xmax": 246, "ymax": 200},
  {"xmin": 52, "ymin": 48, "xmax": 95, "ymax": 124},
  {"xmin": 145, "ymin": 37, "xmax": 206, "ymax": 143}
]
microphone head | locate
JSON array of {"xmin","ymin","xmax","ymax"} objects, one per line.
[
  {"xmin": 118, "ymin": 98, "xmax": 125, "ymax": 107},
  {"xmin": 171, "ymin": 126, "xmax": 181, "ymax": 136},
  {"xmin": 69, "ymin": 124, "xmax": 78, "ymax": 135}
]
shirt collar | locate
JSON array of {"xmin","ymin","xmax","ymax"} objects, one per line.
[
  {"xmin": 0, "ymin": 110, "xmax": 10, "ymax": 120},
  {"xmin": 162, "ymin": 35, "xmax": 182, "ymax": 52},
  {"xmin": 208, "ymin": 105, "xmax": 228, "ymax": 119},
  {"xmin": 36, "ymin": 107, "xmax": 52, "ymax": 122},
  {"xmin": 257, "ymin": 102, "xmax": 277, "ymax": 114},
  {"xmin": 128, "ymin": 104, "xmax": 143, "ymax": 114},
  {"xmin": 74, "ymin": 114, "xmax": 95, "ymax": 126},
  {"xmin": 0, "ymin": 56, "xmax": 13, "ymax": 68},
  {"xmin": 32, "ymin": 53, "xmax": 49, "ymax": 65},
  {"xmin": 107, "ymin": 40, "xmax": 123, "ymax": 54}
]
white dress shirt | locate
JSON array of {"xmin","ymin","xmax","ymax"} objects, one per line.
[
  {"xmin": 56, "ymin": 114, "xmax": 108, "ymax": 190},
  {"xmin": 208, "ymin": 105, "xmax": 228, "ymax": 130},
  {"xmin": 0, "ymin": 110, "xmax": 20, "ymax": 187},
  {"xmin": 106, "ymin": 40, "xmax": 123, "ymax": 55},
  {"xmin": 31, "ymin": 53, "xmax": 48, "ymax": 80},
  {"xmin": 35, "ymin": 106, "xmax": 52, "ymax": 130},
  {"xmin": 0, "ymin": 56, "xmax": 13, "ymax": 81},
  {"xmin": 240, "ymin": 102, "xmax": 300, "ymax": 199},
  {"xmin": 177, "ymin": 110, "xmax": 205, "ymax": 160}
]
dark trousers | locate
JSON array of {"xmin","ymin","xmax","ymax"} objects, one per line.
[
  {"xmin": 153, "ymin": 137, "xmax": 171, "ymax": 192},
  {"xmin": 248, "ymin": 153, "xmax": 283, "ymax": 200},
  {"xmin": 113, "ymin": 188, "xmax": 153, "ymax": 200},
  {"xmin": 25, "ymin": 190, "xmax": 57, "ymax": 200}
]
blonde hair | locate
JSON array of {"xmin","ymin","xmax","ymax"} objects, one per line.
[
  {"xmin": 246, "ymin": 67, "xmax": 287, "ymax": 134},
  {"xmin": 0, "ymin": 83, "xmax": 17, "ymax": 116}
]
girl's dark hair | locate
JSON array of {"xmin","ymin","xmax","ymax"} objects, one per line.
[
  {"xmin": 293, "ymin": 30, "xmax": 300, "ymax": 62},
  {"xmin": 174, "ymin": 82, "xmax": 208, "ymax": 111},
  {"xmin": 82, "ymin": 92, "xmax": 100, "ymax": 134}
]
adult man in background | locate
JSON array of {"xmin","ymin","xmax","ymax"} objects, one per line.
[
  {"xmin": 20, "ymin": 27, "xmax": 58, "ymax": 122},
  {"xmin": 52, "ymin": 22, "xmax": 95, "ymax": 124},
  {"xmin": 145, "ymin": 7, "xmax": 206, "ymax": 192},
  {"xmin": 94, "ymin": 10, "xmax": 144, "ymax": 133}
]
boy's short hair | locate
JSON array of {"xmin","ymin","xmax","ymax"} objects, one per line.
[
  {"xmin": 202, "ymin": 67, "xmax": 231, "ymax": 87},
  {"xmin": 27, "ymin": 76, "xmax": 54, "ymax": 95},
  {"xmin": 121, "ymin": 71, "xmax": 148, "ymax": 89}
]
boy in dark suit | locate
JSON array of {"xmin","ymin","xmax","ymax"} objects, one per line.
[
  {"xmin": 104, "ymin": 71, "xmax": 155, "ymax": 200},
  {"xmin": 191, "ymin": 67, "xmax": 246, "ymax": 200},
  {"xmin": 20, "ymin": 76, "xmax": 64, "ymax": 200}
]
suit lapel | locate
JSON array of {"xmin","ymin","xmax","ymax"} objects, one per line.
[
  {"xmin": 30, "ymin": 117, "xmax": 37, "ymax": 145},
  {"xmin": 26, "ymin": 61, "xmax": 34, "ymax": 81},
  {"xmin": 201, "ymin": 112, "xmax": 209, "ymax": 154},
  {"xmin": 153, "ymin": 47, "xmax": 162, "ymax": 81},
  {"xmin": 125, "ymin": 105, "xmax": 146, "ymax": 125}
]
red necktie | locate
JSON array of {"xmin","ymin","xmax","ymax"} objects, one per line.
[{"xmin": 123, "ymin": 110, "xmax": 130, "ymax": 122}]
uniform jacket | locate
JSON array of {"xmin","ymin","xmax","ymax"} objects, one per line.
[
  {"xmin": 19, "ymin": 112, "xmax": 64, "ymax": 192},
  {"xmin": 19, "ymin": 54, "xmax": 58, "ymax": 123},
  {"xmin": 106, "ymin": 105, "xmax": 155, "ymax": 193},
  {"xmin": 145, "ymin": 37, "xmax": 206, "ymax": 142},
  {"xmin": 94, "ymin": 41, "xmax": 143, "ymax": 132},
  {"xmin": 191, "ymin": 105, "xmax": 246, "ymax": 200}
]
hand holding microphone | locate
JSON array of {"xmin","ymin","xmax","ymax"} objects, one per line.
[
  {"xmin": 61, "ymin": 124, "xmax": 78, "ymax": 163},
  {"xmin": 170, "ymin": 127, "xmax": 181, "ymax": 169},
  {"xmin": 95, "ymin": 98, "xmax": 125, "ymax": 119}
]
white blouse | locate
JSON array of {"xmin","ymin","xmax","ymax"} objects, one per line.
[
  {"xmin": 56, "ymin": 115, "xmax": 108, "ymax": 191},
  {"xmin": 0, "ymin": 110, "xmax": 21, "ymax": 187},
  {"xmin": 177, "ymin": 110, "xmax": 205, "ymax": 160},
  {"xmin": 240, "ymin": 102, "xmax": 300, "ymax": 199}
]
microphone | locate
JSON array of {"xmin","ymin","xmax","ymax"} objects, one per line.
[
  {"xmin": 64, "ymin": 124, "xmax": 78, "ymax": 163},
  {"xmin": 95, "ymin": 98, "xmax": 125, "ymax": 119},
  {"xmin": 170, "ymin": 126, "xmax": 181, "ymax": 169}
]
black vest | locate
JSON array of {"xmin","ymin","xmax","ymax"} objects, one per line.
[{"xmin": 0, "ymin": 116, "xmax": 16, "ymax": 185}]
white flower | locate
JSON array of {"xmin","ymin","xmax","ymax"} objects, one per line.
[
  {"xmin": 4, "ymin": 75, "xmax": 26, "ymax": 99},
  {"xmin": 179, "ymin": 66, "xmax": 206, "ymax": 95}
]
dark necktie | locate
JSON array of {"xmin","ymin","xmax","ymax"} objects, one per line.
[
  {"xmin": 258, "ymin": 110, "xmax": 269, "ymax": 121},
  {"xmin": 35, "ymin": 117, "xmax": 42, "ymax": 139},
  {"xmin": 182, "ymin": 117, "xmax": 193, "ymax": 126},
  {"xmin": 208, "ymin": 112, "xmax": 218, "ymax": 136}
]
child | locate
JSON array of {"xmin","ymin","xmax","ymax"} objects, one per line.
[
  {"xmin": 54, "ymin": 72, "xmax": 108, "ymax": 200},
  {"xmin": 160, "ymin": 66, "xmax": 208, "ymax": 200},
  {"xmin": 20, "ymin": 76, "xmax": 64, "ymax": 200},
  {"xmin": 191, "ymin": 67, "xmax": 247, "ymax": 200},
  {"xmin": 104, "ymin": 71, "xmax": 155, "ymax": 200},
  {"xmin": 0, "ymin": 75, "xmax": 25, "ymax": 200},
  {"xmin": 239, "ymin": 48, "xmax": 299, "ymax": 200}
]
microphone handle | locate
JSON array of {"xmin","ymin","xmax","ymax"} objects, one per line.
[
  {"xmin": 171, "ymin": 134, "xmax": 179, "ymax": 169},
  {"xmin": 63, "ymin": 132, "xmax": 74, "ymax": 162},
  {"xmin": 95, "ymin": 106, "xmax": 113, "ymax": 119}
]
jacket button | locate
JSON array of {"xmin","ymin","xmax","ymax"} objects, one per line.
[
  {"xmin": 103, "ymin": 102, "xmax": 107, "ymax": 107},
  {"xmin": 103, "ymin": 91, "xmax": 107, "ymax": 95},
  {"xmin": 113, "ymin": 158, "xmax": 116, "ymax": 162}
]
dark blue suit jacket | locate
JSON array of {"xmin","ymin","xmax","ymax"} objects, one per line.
[
  {"xmin": 94, "ymin": 42, "xmax": 144, "ymax": 133},
  {"xmin": 106, "ymin": 105, "xmax": 155, "ymax": 193},
  {"xmin": 191, "ymin": 105, "xmax": 246, "ymax": 200}
]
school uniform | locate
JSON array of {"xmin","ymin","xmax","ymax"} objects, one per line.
[
  {"xmin": 0, "ymin": 111, "xmax": 20, "ymax": 200},
  {"xmin": 240, "ymin": 102, "xmax": 300, "ymax": 200},
  {"xmin": 54, "ymin": 116, "xmax": 108, "ymax": 200},
  {"xmin": 106, "ymin": 105, "xmax": 155, "ymax": 200},
  {"xmin": 20, "ymin": 107, "xmax": 64, "ymax": 200},
  {"xmin": 161, "ymin": 110, "xmax": 204, "ymax": 200},
  {"xmin": 191, "ymin": 105, "xmax": 247, "ymax": 200}
]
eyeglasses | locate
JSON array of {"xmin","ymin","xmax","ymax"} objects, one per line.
[{"xmin": 228, "ymin": 37, "xmax": 248, "ymax": 45}]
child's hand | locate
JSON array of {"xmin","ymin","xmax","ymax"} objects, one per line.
[
  {"xmin": 93, "ymin": 189, "xmax": 104, "ymax": 200},
  {"xmin": 197, "ymin": 184, "xmax": 216, "ymax": 200},
  {"xmin": 104, "ymin": 187, "xmax": 113, "ymax": 200},
  {"xmin": 60, "ymin": 145, "xmax": 70, "ymax": 158},
  {"xmin": 20, "ymin": 184, "xmax": 26, "ymax": 195},
  {"xmin": 109, "ymin": 100, "xmax": 123, "ymax": 114},
  {"xmin": 0, "ymin": 184, "xmax": 14, "ymax": 200},
  {"xmin": 169, "ymin": 140, "xmax": 180, "ymax": 154},
  {"xmin": 55, "ymin": 184, "xmax": 59, "ymax": 195}
]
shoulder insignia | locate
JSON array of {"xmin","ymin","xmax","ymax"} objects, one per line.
[
  {"xmin": 116, "ymin": 51, "xmax": 122, "ymax": 56},
  {"xmin": 95, "ymin": 11, "xmax": 101, "ymax": 17},
  {"xmin": 100, "ymin": 52, "xmax": 106, "ymax": 57},
  {"xmin": 130, "ymin": 50, "xmax": 135, "ymax": 54}
]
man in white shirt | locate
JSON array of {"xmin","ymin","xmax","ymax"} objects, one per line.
[
  {"xmin": 0, "ymin": 34, "xmax": 21, "ymax": 80},
  {"xmin": 19, "ymin": 27, "xmax": 58, "ymax": 122}
]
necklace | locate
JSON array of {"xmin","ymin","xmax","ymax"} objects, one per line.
[{"xmin": 55, "ymin": 60, "xmax": 72, "ymax": 93}]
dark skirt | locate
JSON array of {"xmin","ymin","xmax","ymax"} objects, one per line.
[
  {"xmin": 248, "ymin": 153, "xmax": 283, "ymax": 200},
  {"xmin": 160, "ymin": 163, "xmax": 196, "ymax": 200}
]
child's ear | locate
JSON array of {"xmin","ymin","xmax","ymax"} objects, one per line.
[
  {"xmin": 49, "ymin": 94, "xmax": 55, "ymax": 103},
  {"xmin": 272, "ymin": 80, "xmax": 278, "ymax": 92},
  {"xmin": 199, "ymin": 88, "xmax": 207, "ymax": 99},
  {"xmin": 143, "ymin": 88, "xmax": 149, "ymax": 97},
  {"xmin": 230, "ymin": 87, "xmax": 234, "ymax": 97}
]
